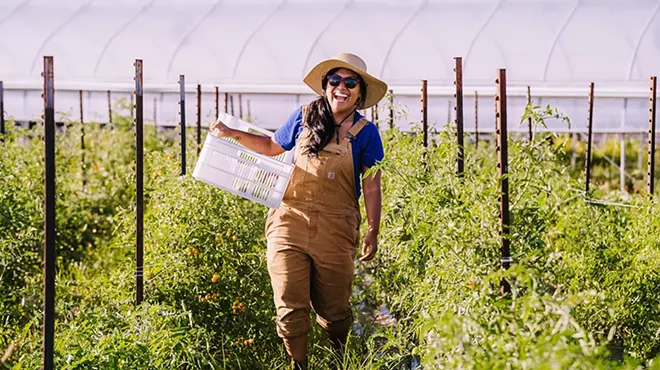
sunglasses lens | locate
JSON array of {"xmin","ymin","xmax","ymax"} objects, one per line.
[
  {"xmin": 344, "ymin": 78, "xmax": 358, "ymax": 89},
  {"xmin": 326, "ymin": 75, "xmax": 359, "ymax": 89},
  {"xmin": 327, "ymin": 75, "xmax": 341, "ymax": 87}
]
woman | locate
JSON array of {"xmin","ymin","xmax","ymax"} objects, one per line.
[{"xmin": 210, "ymin": 52, "xmax": 386, "ymax": 369}]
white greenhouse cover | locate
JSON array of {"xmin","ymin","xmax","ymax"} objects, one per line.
[{"xmin": 1, "ymin": 0, "xmax": 660, "ymax": 132}]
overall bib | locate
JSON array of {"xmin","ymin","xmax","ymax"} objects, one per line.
[{"xmin": 265, "ymin": 105, "xmax": 368, "ymax": 339}]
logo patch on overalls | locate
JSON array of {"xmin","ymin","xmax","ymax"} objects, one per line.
[{"xmin": 328, "ymin": 172, "xmax": 336, "ymax": 179}]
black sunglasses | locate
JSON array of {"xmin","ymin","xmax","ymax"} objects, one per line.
[{"xmin": 326, "ymin": 74, "xmax": 359, "ymax": 89}]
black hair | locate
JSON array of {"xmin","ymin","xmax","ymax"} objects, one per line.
[{"xmin": 302, "ymin": 68, "xmax": 368, "ymax": 156}]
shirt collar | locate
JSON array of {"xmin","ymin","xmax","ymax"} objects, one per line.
[{"xmin": 353, "ymin": 110, "xmax": 363, "ymax": 125}]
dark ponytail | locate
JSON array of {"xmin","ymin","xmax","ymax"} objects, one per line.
[{"xmin": 302, "ymin": 68, "xmax": 367, "ymax": 156}]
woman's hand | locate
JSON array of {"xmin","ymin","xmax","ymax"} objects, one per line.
[
  {"xmin": 360, "ymin": 165, "xmax": 382, "ymax": 263},
  {"xmin": 209, "ymin": 119, "xmax": 234, "ymax": 138},
  {"xmin": 359, "ymin": 230, "xmax": 378, "ymax": 262}
]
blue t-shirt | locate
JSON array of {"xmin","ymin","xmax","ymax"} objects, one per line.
[{"xmin": 273, "ymin": 106, "xmax": 384, "ymax": 199}]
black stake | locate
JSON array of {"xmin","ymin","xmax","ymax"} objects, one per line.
[
  {"xmin": 585, "ymin": 83, "xmax": 595, "ymax": 195},
  {"xmin": 42, "ymin": 55, "xmax": 56, "ymax": 370},
  {"xmin": 215, "ymin": 86, "xmax": 219, "ymax": 119},
  {"xmin": 454, "ymin": 57, "xmax": 464, "ymax": 176},
  {"xmin": 80, "ymin": 90, "xmax": 86, "ymax": 189},
  {"xmin": 197, "ymin": 84, "xmax": 201, "ymax": 155},
  {"xmin": 474, "ymin": 90, "xmax": 479, "ymax": 149},
  {"xmin": 421, "ymin": 80, "xmax": 428, "ymax": 148},
  {"xmin": 135, "ymin": 60, "xmax": 144, "ymax": 306},
  {"xmin": 388, "ymin": 89, "xmax": 394, "ymax": 130},
  {"xmin": 238, "ymin": 93, "xmax": 243, "ymax": 119},
  {"xmin": 648, "ymin": 76, "xmax": 657, "ymax": 196},
  {"xmin": 527, "ymin": 86, "xmax": 533, "ymax": 142},
  {"xmin": 496, "ymin": 69, "xmax": 511, "ymax": 295},
  {"xmin": 179, "ymin": 75, "xmax": 186, "ymax": 176},
  {"xmin": 0, "ymin": 81, "xmax": 5, "ymax": 140},
  {"xmin": 107, "ymin": 90, "xmax": 112, "ymax": 126}
]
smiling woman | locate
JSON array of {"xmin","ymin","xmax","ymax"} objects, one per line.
[{"xmin": 210, "ymin": 52, "xmax": 387, "ymax": 369}]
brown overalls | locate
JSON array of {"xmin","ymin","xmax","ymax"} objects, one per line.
[{"xmin": 265, "ymin": 105, "xmax": 369, "ymax": 339}]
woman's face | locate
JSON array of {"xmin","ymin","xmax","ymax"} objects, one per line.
[{"xmin": 324, "ymin": 68, "xmax": 362, "ymax": 115}]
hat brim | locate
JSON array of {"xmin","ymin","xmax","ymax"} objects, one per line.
[{"xmin": 303, "ymin": 59, "xmax": 388, "ymax": 110}]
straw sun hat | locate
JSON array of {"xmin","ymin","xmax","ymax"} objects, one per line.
[{"xmin": 303, "ymin": 52, "xmax": 388, "ymax": 110}]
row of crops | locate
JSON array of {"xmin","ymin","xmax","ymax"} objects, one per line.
[{"xmin": 1, "ymin": 102, "xmax": 659, "ymax": 369}]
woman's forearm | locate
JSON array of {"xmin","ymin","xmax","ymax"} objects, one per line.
[
  {"xmin": 226, "ymin": 129, "xmax": 284, "ymax": 157},
  {"xmin": 362, "ymin": 168, "xmax": 382, "ymax": 235}
]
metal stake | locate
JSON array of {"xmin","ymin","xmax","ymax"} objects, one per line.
[
  {"xmin": 648, "ymin": 76, "xmax": 657, "ymax": 195},
  {"xmin": 474, "ymin": 90, "xmax": 479, "ymax": 148},
  {"xmin": 239, "ymin": 93, "xmax": 243, "ymax": 119},
  {"xmin": 153, "ymin": 98, "xmax": 157, "ymax": 126},
  {"xmin": 42, "ymin": 55, "xmax": 56, "ymax": 370},
  {"xmin": 107, "ymin": 90, "xmax": 112, "ymax": 126},
  {"xmin": 79, "ymin": 90, "xmax": 86, "ymax": 189},
  {"xmin": 224, "ymin": 92, "xmax": 228, "ymax": 114},
  {"xmin": 134, "ymin": 60, "xmax": 144, "ymax": 306},
  {"xmin": 215, "ymin": 86, "xmax": 219, "ymax": 119},
  {"xmin": 388, "ymin": 89, "xmax": 394, "ymax": 130},
  {"xmin": 585, "ymin": 83, "xmax": 595, "ymax": 195},
  {"xmin": 196, "ymin": 84, "xmax": 201, "ymax": 155},
  {"xmin": 527, "ymin": 86, "xmax": 533, "ymax": 141},
  {"xmin": 421, "ymin": 80, "xmax": 428, "ymax": 147},
  {"xmin": 454, "ymin": 57, "xmax": 464, "ymax": 176},
  {"xmin": 496, "ymin": 69, "xmax": 511, "ymax": 295},
  {"xmin": 0, "ymin": 81, "xmax": 5, "ymax": 140},
  {"xmin": 179, "ymin": 75, "xmax": 186, "ymax": 175},
  {"xmin": 230, "ymin": 95, "xmax": 235, "ymax": 116}
]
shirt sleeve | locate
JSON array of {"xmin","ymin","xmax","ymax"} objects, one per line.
[
  {"xmin": 273, "ymin": 106, "xmax": 303, "ymax": 151},
  {"xmin": 359, "ymin": 123, "xmax": 385, "ymax": 168}
]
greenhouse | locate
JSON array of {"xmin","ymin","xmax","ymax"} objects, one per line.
[
  {"xmin": 3, "ymin": 1, "xmax": 660, "ymax": 369},
  {"xmin": 1, "ymin": 0, "xmax": 660, "ymax": 132}
]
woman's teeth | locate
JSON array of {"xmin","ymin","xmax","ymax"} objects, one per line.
[{"xmin": 334, "ymin": 93, "xmax": 348, "ymax": 103}]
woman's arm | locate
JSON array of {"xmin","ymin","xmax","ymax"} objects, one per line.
[
  {"xmin": 209, "ymin": 119, "xmax": 286, "ymax": 157},
  {"xmin": 359, "ymin": 165, "xmax": 382, "ymax": 262}
]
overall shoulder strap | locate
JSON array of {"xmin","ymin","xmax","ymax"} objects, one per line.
[
  {"xmin": 347, "ymin": 117, "xmax": 369, "ymax": 140},
  {"xmin": 301, "ymin": 105, "xmax": 310, "ymax": 126}
]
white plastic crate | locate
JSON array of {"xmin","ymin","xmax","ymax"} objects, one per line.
[{"xmin": 192, "ymin": 112, "xmax": 295, "ymax": 209}]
